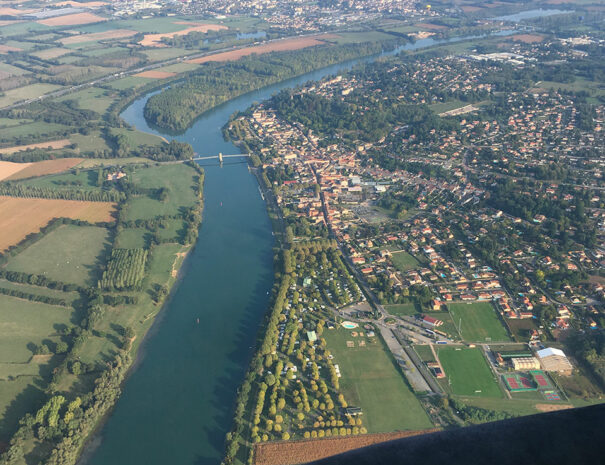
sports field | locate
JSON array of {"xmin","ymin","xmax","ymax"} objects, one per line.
[
  {"xmin": 5, "ymin": 224, "xmax": 110, "ymax": 286},
  {"xmin": 390, "ymin": 251, "xmax": 419, "ymax": 272},
  {"xmin": 325, "ymin": 328, "xmax": 432, "ymax": 433},
  {"xmin": 448, "ymin": 302, "xmax": 511, "ymax": 342},
  {"xmin": 437, "ymin": 347, "xmax": 502, "ymax": 397}
]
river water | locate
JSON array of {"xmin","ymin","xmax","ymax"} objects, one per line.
[{"xmin": 85, "ymin": 29, "xmax": 516, "ymax": 465}]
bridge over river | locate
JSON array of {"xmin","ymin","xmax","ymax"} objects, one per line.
[{"xmin": 192, "ymin": 152, "xmax": 250, "ymax": 162}]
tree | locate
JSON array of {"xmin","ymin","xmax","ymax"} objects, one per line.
[{"xmin": 55, "ymin": 342, "xmax": 68, "ymax": 354}]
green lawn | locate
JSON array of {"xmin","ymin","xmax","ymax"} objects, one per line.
[
  {"xmin": 5, "ymin": 225, "xmax": 110, "ymax": 287},
  {"xmin": 437, "ymin": 347, "xmax": 502, "ymax": 398},
  {"xmin": 390, "ymin": 251, "xmax": 419, "ymax": 272},
  {"xmin": 413, "ymin": 344, "xmax": 435, "ymax": 363},
  {"xmin": 325, "ymin": 328, "xmax": 433, "ymax": 433},
  {"xmin": 385, "ymin": 302, "xmax": 419, "ymax": 317},
  {"xmin": 124, "ymin": 164, "xmax": 198, "ymax": 221},
  {"xmin": 448, "ymin": 302, "xmax": 511, "ymax": 342}
]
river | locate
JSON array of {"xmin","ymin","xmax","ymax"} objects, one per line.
[{"xmin": 84, "ymin": 28, "xmax": 517, "ymax": 465}]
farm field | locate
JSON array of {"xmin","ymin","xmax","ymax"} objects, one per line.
[
  {"xmin": 139, "ymin": 22, "xmax": 227, "ymax": 47},
  {"xmin": 0, "ymin": 121, "xmax": 70, "ymax": 140},
  {"xmin": 60, "ymin": 29, "xmax": 137, "ymax": 45},
  {"xmin": 57, "ymin": 87, "xmax": 115, "ymax": 114},
  {"xmin": 254, "ymin": 429, "xmax": 438, "ymax": 465},
  {"xmin": 142, "ymin": 47, "xmax": 190, "ymax": 61},
  {"xmin": 0, "ymin": 139, "xmax": 71, "ymax": 155},
  {"xmin": 4, "ymin": 158, "xmax": 82, "ymax": 180},
  {"xmin": 19, "ymin": 169, "xmax": 98, "ymax": 190},
  {"xmin": 5, "ymin": 224, "xmax": 110, "ymax": 286},
  {"xmin": 30, "ymin": 47, "xmax": 72, "ymax": 59},
  {"xmin": 186, "ymin": 35, "xmax": 334, "ymax": 64},
  {"xmin": 0, "ymin": 279, "xmax": 78, "ymax": 303},
  {"xmin": 0, "ymin": 375, "xmax": 46, "ymax": 442},
  {"xmin": 0, "ymin": 83, "xmax": 63, "ymax": 108},
  {"xmin": 437, "ymin": 347, "xmax": 502, "ymax": 398},
  {"xmin": 324, "ymin": 327, "xmax": 432, "ymax": 433},
  {"xmin": 135, "ymin": 70, "xmax": 177, "ymax": 79},
  {"xmin": 448, "ymin": 302, "xmax": 511, "ymax": 342},
  {"xmin": 390, "ymin": 250, "xmax": 419, "ymax": 272},
  {"xmin": 0, "ymin": 161, "xmax": 29, "ymax": 181},
  {"xmin": 109, "ymin": 127, "xmax": 166, "ymax": 151},
  {"xmin": 0, "ymin": 196, "xmax": 115, "ymax": 251},
  {"xmin": 37, "ymin": 12, "xmax": 107, "ymax": 27},
  {"xmin": 70, "ymin": 130, "xmax": 111, "ymax": 153},
  {"xmin": 123, "ymin": 164, "xmax": 198, "ymax": 221},
  {"xmin": 0, "ymin": 295, "xmax": 75, "ymax": 364}
]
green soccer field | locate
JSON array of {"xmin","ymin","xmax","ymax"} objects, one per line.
[
  {"xmin": 325, "ymin": 328, "xmax": 433, "ymax": 433},
  {"xmin": 448, "ymin": 302, "xmax": 511, "ymax": 342},
  {"xmin": 437, "ymin": 347, "xmax": 503, "ymax": 398}
]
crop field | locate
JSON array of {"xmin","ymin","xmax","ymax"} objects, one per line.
[
  {"xmin": 437, "ymin": 347, "xmax": 502, "ymax": 397},
  {"xmin": 186, "ymin": 35, "xmax": 335, "ymax": 64},
  {"xmin": 70, "ymin": 130, "xmax": 111, "ymax": 153},
  {"xmin": 0, "ymin": 63, "xmax": 28, "ymax": 76},
  {"xmin": 0, "ymin": 83, "xmax": 63, "ymax": 108},
  {"xmin": 140, "ymin": 22, "xmax": 227, "ymax": 47},
  {"xmin": 0, "ymin": 161, "xmax": 29, "ymax": 181},
  {"xmin": 0, "ymin": 197, "xmax": 115, "ymax": 252},
  {"xmin": 254, "ymin": 429, "xmax": 438, "ymax": 465},
  {"xmin": 0, "ymin": 121, "xmax": 70, "ymax": 140},
  {"xmin": 115, "ymin": 228, "xmax": 147, "ymax": 249},
  {"xmin": 0, "ymin": 43, "xmax": 21, "ymax": 53},
  {"xmin": 20, "ymin": 169, "xmax": 98, "ymax": 190},
  {"xmin": 134, "ymin": 70, "xmax": 177, "ymax": 79},
  {"xmin": 0, "ymin": 279, "xmax": 78, "ymax": 304},
  {"xmin": 390, "ymin": 251, "xmax": 419, "ymax": 272},
  {"xmin": 0, "ymin": 139, "xmax": 71, "ymax": 155},
  {"xmin": 37, "ymin": 12, "xmax": 107, "ymax": 27},
  {"xmin": 57, "ymin": 88, "xmax": 115, "ymax": 114},
  {"xmin": 3, "ymin": 158, "xmax": 82, "ymax": 180},
  {"xmin": 0, "ymin": 295, "xmax": 75, "ymax": 363},
  {"xmin": 142, "ymin": 47, "xmax": 190, "ymax": 62},
  {"xmin": 448, "ymin": 302, "xmax": 510, "ymax": 342},
  {"xmin": 156, "ymin": 62, "xmax": 199, "ymax": 73},
  {"xmin": 60, "ymin": 28, "xmax": 137, "ymax": 45},
  {"xmin": 5, "ymin": 224, "xmax": 110, "ymax": 286},
  {"xmin": 30, "ymin": 47, "xmax": 72, "ymax": 59},
  {"xmin": 124, "ymin": 164, "xmax": 198, "ymax": 221},
  {"xmin": 106, "ymin": 76, "xmax": 150, "ymax": 91},
  {"xmin": 325, "ymin": 328, "xmax": 432, "ymax": 433}
]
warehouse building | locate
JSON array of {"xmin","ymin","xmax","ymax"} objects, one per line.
[{"xmin": 536, "ymin": 347, "xmax": 573, "ymax": 376}]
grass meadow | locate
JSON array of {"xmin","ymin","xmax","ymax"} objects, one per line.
[{"xmin": 6, "ymin": 225, "xmax": 110, "ymax": 287}]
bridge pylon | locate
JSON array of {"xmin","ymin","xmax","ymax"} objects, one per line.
[{"xmin": 218, "ymin": 152, "xmax": 223, "ymax": 164}]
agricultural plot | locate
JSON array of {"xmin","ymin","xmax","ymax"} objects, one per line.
[
  {"xmin": 5, "ymin": 158, "xmax": 83, "ymax": 180},
  {"xmin": 325, "ymin": 328, "xmax": 432, "ymax": 432},
  {"xmin": 0, "ymin": 139, "xmax": 71, "ymax": 155},
  {"xmin": 448, "ymin": 302, "xmax": 511, "ymax": 342},
  {"xmin": 70, "ymin": 130, "xmax": 112, "ymax": 153},
  {"xmin": 109, "ymin": 127, "xmax": 166, "ymax": 152},
  {"xmin": 0, "ymin": 196, "xmax": 115, "ymax": 252},
  {"xmin": 5, "ymin": 224, "xmax": 110, "ymax": 286},
  {"xmin": 389, "ymin": 250, "xmax": 419, "ymax": 272},
  {"xmin": 0, "ymin": 121, "xmax": 69, "ymax": 141},
  {"xmin": 0, "ymin": 83, "xmax": 63, "ymax": 108},
  {"xmin": 437, "ymin": 347, "xmax": 502, "ymax": 398},
  {"xmin": 114, "ymin": 228, "xmax": 148, "ymax": 249},
  {"xmin": 142, "ymin": 47, "xmax": 190, "ymax": 62},
  {"xmin": 123, "ymin": 164, "xmax": 198, "ymax": 221},
  {"xmin": 0, "ymin": 375, "xmax": 46, "ymax": 442},
  {"xmin": 19, "ymin": 168, "xmax": 98, "ymax": 189},
  {"xmin": 99, "ymin": 248, "xmax": 148, "ymax": 290},
  {"xmin": 57, "ymin": 87, "xmax": 115, "ymax": 114}
]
